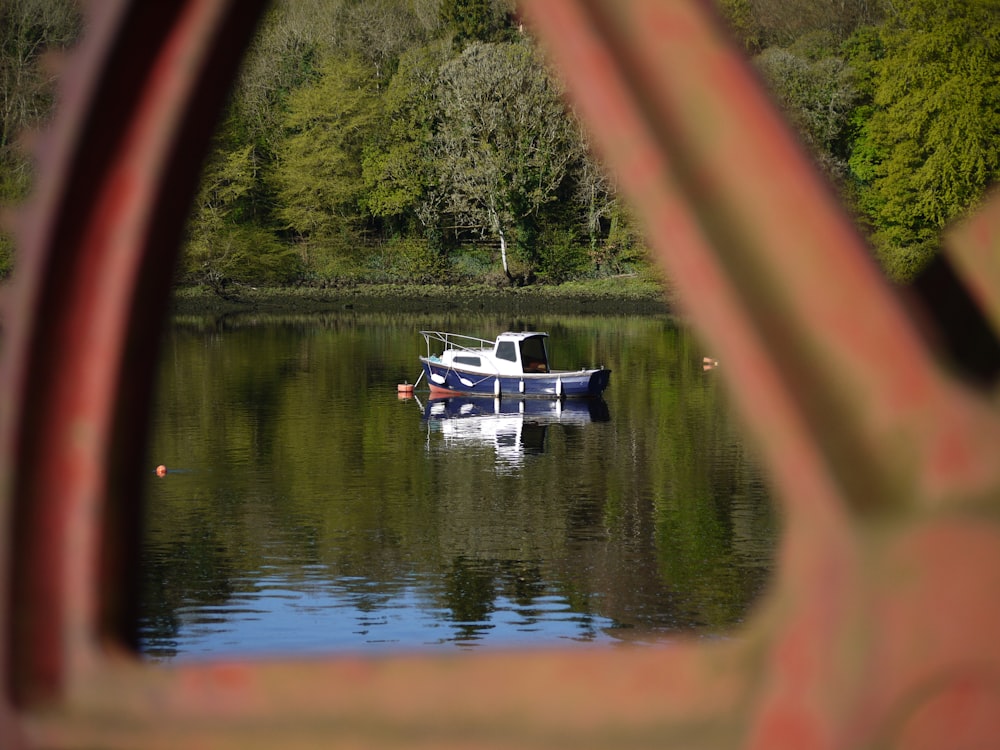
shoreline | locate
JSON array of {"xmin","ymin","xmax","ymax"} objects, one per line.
[{"xmin": 168, "ymin": 280, "xmax": 677, "ymax": 317}]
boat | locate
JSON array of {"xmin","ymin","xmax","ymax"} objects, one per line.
[{"xmin": 418, "ymin": 330, "xmax": 610, "ymax": 398}]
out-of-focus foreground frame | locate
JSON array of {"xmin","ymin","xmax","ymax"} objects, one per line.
[{"xmin": 4, "ymin": 0, "xmax": 1000, "ymax": 747}]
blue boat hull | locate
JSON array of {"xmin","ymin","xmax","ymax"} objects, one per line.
[{"xmin": 420, "ymin": 358, "xmax": 610, "ymax": 398}]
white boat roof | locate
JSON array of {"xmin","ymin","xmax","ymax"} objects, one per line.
[{"xmin": 497, "ymin": 331, "xmax": 548, "ymax": 341}]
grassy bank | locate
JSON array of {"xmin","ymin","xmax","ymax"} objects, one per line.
[{"xmin": 169, "ymin": 276, "xmax": 676, "ymax": 317}]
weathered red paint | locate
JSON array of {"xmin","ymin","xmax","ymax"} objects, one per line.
[
  {"xmin": 1, "ymin": 0, "xmax": 269, "ymax": 732},
  {"xmin": 3, "ymin": 0, "xmax": 1000, "ymax": 747}
]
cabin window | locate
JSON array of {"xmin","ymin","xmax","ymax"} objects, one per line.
[
  {"xmin": 520, "ymin": 337, "xmax": 549, "ymax": 373},
  {"xmin": 496, "ymin": 341, "xmax": 517, "ymax": 362},
  {"xmin": 454, "ymin": 356, "xmax": 481, "ymax": 367}
]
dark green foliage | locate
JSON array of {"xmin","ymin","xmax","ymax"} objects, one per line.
[
  {"xmin": 434, "ymin": 41, "xmax": 586, "ymax": 281},
  {"xmin": 536, "ymin": 228, "xmax": 588, "ymax": 284},
  {"xmin": 847, "ymin": 0, "xmax": 1000, "ymax": 279},
  {"xmin": 362, "ymin": 40, "xmax": 451, "ymax": 231},
  {"xmin": 439, "ymin": 0, "xmax": 516, "ymax": 47},
  {"xmin": 195, "ymin": 0, "xmax": 1000, "ymax": 289},
  {"xmin": 330, "ymin": 0, "xmax": 437, "ymax": 81},
  {"xmin": 754, "ymin": 41, "xmax": 861, "ymax": 183},
  {"xmin": 273, "ymin": 54, "xmax": 381, "ymax": 261},
  {"xmin": 0, "ymin": 234, "xmax": 14, "ymax": 278},
  {"xmin": 723, "ymin": 0, "xmax": 888, "ymax": 49},
  {"xmin": 601, "ymin": 202, "xmax": 648, "ymax": 275},
  {"xmin": 0, "ymin": 0, "xmax": 81, "ymax": 278},
  {"xmin": 185, "ymin": 224, "xmax": 303, "ymax": 293},
  {"xmin": 181, "ymin": 131, "xmax": 297, "ymax": 287},
  {"xmin": 366, "ymin": 236, "xmax": 450, "ymax": 283},
  {"xmin": 3, "ymin": 0, "xmax": 995, "ymax": 294},
  {"xmin": 718, "ymin": 0, "xmax": 764, "ymax": 52}
]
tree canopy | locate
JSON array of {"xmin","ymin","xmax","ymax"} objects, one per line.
[
  {"xmin": 847, "ymin": 0, "xmax": 1000, "ymax": 278},
  {"xmin": 1, "ymin": 0, "xmax": 997, "ymax": 287},
  {"xmin": 733, "ymin": 0, "xmax": 1000, "ymax": 280},
  {"xmin": 435, "ymin": 41, "xmax": 583, "ymax": 281},
  {"xmin": 0, "ymin": 0, "xmax": 80, "ymax": 276}
]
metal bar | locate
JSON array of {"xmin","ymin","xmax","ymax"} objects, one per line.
[
  {"xmin": 3, "ymin": 0, "xmax": 1000, "ymax": 747},
  {"xmin": 1, "ymin": 0, "xmax": 268, "ymax": 709},
  {"xmin": 945, "ymin": 192, "xmax": 1000, "ymax": 338},
  {"xmin": 521, "ymin": 1, "xmax": 1000, "ymax": 747},
  {"xmin": 523, "ymin": 0, "xmax": 1000, "ymax": 515}
]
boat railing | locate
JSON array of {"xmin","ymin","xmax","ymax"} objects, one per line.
[{"xmin": 420, "ymin": 330, "xmax": 494, "ymax": 358}]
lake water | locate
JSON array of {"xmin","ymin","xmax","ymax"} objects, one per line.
[{"xmin": 139, "ymin": 309, "xmax": 778, "ymax": 660}]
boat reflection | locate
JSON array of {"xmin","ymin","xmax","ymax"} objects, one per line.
[{"xmin": 422, "ymin": 396, "xmax": 609, "ymax": 469}]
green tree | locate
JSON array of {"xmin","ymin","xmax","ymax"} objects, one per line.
[
  {"xmin": 573, "ymin": 148, "xmax": 615, "ymax": 260},
  {"xmin": 435, "ymin": 41, "xmax": 583, "ymax": 283},
  {"xmin": 330, "ymin": 0, "xmax": 438, "ymax": 84},
  {"xmin": 182, "ymin": 140, "xmax": 301, "ymax": 291},
  {"xmin": 228, "ymin": 0, "xmax": 333, "ymax": 153},
  {"xmin": 362, "ymin": 40, "xmax": 451, "ymax": 241},
  {"xmin": 439, "ymin": 0, "xmax": 516, "ymax": 48},
  {"xmin": 0, "ymin": 0, "xmax": 80, "ymax": 277},
  {"xmin": 717, "ymin": 0, "xmax": 764, "ymax": 52},
  {"xmin": 273, "ymin": 53, "xmax": 381, "ymax": 275},
  {"xmin": 849, "ymin": 0, "xmax": 1000, "ymax": 279},
  {"xmin": 754, "ymin": 40, "xmax": 861, "ymax": 184},
  {"xmin": 178, "ymin": 0, "xmax": 337, "ymax": 289},
  {"xmin": 733, "ymin": 0, "xmax": 887, "ymax": 48}
]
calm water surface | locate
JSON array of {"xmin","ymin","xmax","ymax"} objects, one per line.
[{"xmin": 140, "ymin": 310, "xmax": 778, "ymax": 660}]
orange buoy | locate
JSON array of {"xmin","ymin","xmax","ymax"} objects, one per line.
[
  {"xmin": 397, "ymin": 382, "xmax": 414, "ymax": 393},
  {"xmin": 155, "ymin": 464, "xmax": 167, "ymax": 477}
]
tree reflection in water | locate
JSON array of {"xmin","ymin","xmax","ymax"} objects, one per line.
[{"xmin": 140, "ymin": 311, "xmax": 777, "ymax": 658}]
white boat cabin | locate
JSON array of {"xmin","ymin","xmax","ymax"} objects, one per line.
[{"xmin": 427, "ymin": 331, "xmax": 551, "ymax": 376}]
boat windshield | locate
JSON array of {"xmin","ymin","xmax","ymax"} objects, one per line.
[
  {"xmin": 496, "ymin": 341, "xmax": 517, "ymax": 362},
  {"xmin": 520, "ymin": 336, "xmax": 549, "ymax": 373}
]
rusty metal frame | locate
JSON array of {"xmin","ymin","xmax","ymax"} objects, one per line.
[{"xmin": 4, "ymin": 0, "xmax": 1000, "ymax": 747}]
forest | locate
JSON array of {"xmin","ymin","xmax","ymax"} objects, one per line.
[{"xmin": 1, "ymin": 0, "xmax": 998, "ymax": 288}]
